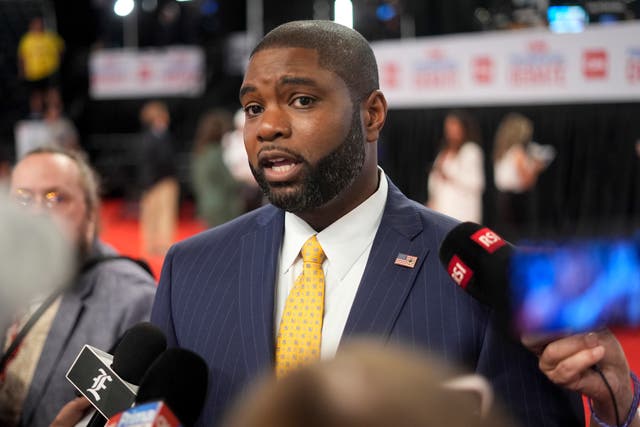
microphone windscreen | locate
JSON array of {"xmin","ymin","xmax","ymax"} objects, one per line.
[
  {"xmin": 438, "ymin": 222, "xmax": 513, "ymax": 313},
  {"xmin": 0, "ymin": 197, "xmax": 74, "ymax": 329},
  {"xmin": 438, "ymin": 222, "xmax": 485, "ymax": 275},
  {"xmin": 111, "ymin": 322, "xmax": 167, "ymax": 384},
  {"xmin": 136, "ymin": 348, "xmax": 209, "ymax": 427}
]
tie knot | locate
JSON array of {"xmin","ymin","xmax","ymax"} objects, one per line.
[{"xmin": 300, "ymin": 235, "xmax": 325, "ymax": 264}]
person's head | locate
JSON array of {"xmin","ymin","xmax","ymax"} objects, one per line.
[
  {"xmin": 443, "ymin": 110, "xmax": 481, "ymax": 151},
  {"xmin": 140, "ymin": 101, "xmax": 170, "ymax": 132},
  {"xmin": 194, "ymin": 109, "xmax": 233, "ymax": 153},
  {"xmin": 493, "ymin": 113, "xmax": 533, "ymax": 161},
  {"xmin": 29, "ymin": 16, "xmax": 44, "ymax": 32},
  {"xmin": 240, "ymin": 20, "xmax": 387, "ymax": 227},
  {"xmin": 9, "ymin": 148, "xmax": 99, "ymax": 261},
  {"xmin": 223, "ymin": 340, "xmax": 517, "ymax": 427}
]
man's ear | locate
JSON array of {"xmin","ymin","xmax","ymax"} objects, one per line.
[{"xmin": 362, "ymin": 90, "xmax": 387, "ymax": 143}]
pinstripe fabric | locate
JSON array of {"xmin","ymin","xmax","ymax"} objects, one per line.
[{"xmin": 150, "ymin": 178, "xmax": 584, "ymax": 427}]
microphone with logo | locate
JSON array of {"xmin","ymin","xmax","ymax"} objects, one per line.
[
  {"xmin": 438, "ymin": 222, "xmax": 514, "ymax": 332},
  {"xmin": 105, "ymin": 348, "xmax": 209, "ymax": 427},
  {"xmin": 438, "ymin": 222, "xmax": 640, "ymax": 336},
  {"xmin": 66, "ymin": 322, "xmax": 167, "ymax": 425}
]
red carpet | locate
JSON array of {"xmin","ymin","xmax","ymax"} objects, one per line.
[
  {"xmin": 99, "ymin": 198, "xmax": 639, "ymax": 422},
  {"xmin": 99, "ymin": 198, "xmax": 206, "ymax": 280}
]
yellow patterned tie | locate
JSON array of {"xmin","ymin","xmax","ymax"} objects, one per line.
[{"xmin": 275, "ymin": 235, "xmax": 326, "ymax": 378}]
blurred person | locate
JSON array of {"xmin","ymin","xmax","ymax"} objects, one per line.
[
  {"xmin": 17, "ymin": 16, "xmax": 64, "ymax": 118},
  {"xmin": 137, "ymin": 101, "xmax": 179, "ymax": 256},
  {"xmin": 151, "ymin": 20, "xmax": 584, "ymax": 427},
  {"xmin": 426, "ymin": 110, "xmax": 485, "ymax": 223},
  {"xmin": 223, "ymin": 340, "xmax": 517, "ymax": 427},
  {"xmin": 1, "ymin": 148, "xmax": 156, "ymax": 427},
  {"xmin": 222, "ymin": 109, "xmax": 264, "ymax": 212},
  {"xmin": 42, "ymin": 103, "xmax": 80, "ymax": 154},
  {"xmin": 493, "ymin": 113, "xmax": 553, "ymax": 239},
  {"xmin": 191, "ymin": 109, "xmax": 243, "ymax": 228}
]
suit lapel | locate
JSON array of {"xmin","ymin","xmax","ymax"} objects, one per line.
[
  {"xmin": 238, "ymin": 207, "xmax": 284, "ymax": 378},
  {"xmin": 342, "ymin": 180, "xmax": 428, "ymax": 341},
  {"xmin": 21, "ymin": 287, "xmax": 88, "ymax": 425}
]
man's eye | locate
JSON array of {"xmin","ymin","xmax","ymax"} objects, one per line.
[
  {"xmin": 292, "ymin": 96, "xmax": 314, "ymax": 107},
  {"xmin": 244, "ymin": 104, "xmax": 263, "ymax": 117}
]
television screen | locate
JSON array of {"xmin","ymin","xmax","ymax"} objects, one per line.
[{"xmin": 548, "ymin": 5, "xmax": 589, "ymax": 33}]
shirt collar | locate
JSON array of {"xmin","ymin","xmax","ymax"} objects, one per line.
[{"xmin": 281, "ymin": 168, "xmax": 388, "ymax": 281}]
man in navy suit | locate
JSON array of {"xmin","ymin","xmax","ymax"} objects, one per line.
[{"xmin": 150, "ymin": 20, "xmax": 636, "ymax": 427}]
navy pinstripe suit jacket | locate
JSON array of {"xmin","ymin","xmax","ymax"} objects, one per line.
[{"xmin": 150, "ymin": 178, "xmax": 584, "ymax": 427}]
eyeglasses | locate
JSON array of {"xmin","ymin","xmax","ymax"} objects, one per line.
[{"xmin": 12, "ymin": 189, "xmax": 69, "ymax": 210}]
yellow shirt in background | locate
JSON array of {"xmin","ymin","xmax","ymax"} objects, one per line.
[{"xmin": 18, "ymin": 31, "xmax": 64, "ymax": 81}]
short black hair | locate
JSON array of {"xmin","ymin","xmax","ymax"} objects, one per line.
[{"xmin": 251, "ymin": 20, "xmax": 379, "ymax": 103}]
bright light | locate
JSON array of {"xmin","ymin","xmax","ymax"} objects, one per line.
[
  {"xmin": 114, "ymin": 0, "xmax": 135, "ymax": 17},
  {"xmin": 334, "ymin": 0, "xmax": 353, "ymax": 28}
]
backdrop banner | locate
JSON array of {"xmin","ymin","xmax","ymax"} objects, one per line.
[
  {"xmin": 90, "ymin": 46, "xmax": 204, "ymax": 99},
  {"xmin": 372, "ymin": 22, "xmax": 640, "ymax": 108}
]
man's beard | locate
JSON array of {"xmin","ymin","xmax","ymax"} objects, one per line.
[
  {"xmin": 250, "ymin": 109, "xmax": 365, "ymax": 213},
  {"xmin": 75, "ymin": 221, "xmax": 94, "ymax": 268}
]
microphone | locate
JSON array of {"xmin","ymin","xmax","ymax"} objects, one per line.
[
  {"xmin": 438, "ymin": 222, "xmax": 514, "ymax": 329},
  {"xmin": 105, "ymin": 348, "xmax": 209, "ymax": 427},
  {"xmin": 66, "ymin": 322, "xmax": 167, "ymax": 424},
  {"xmin": 0, "ymin": 197, "xmax": 74, "ymax": 332},
  {"xmin": 439, "ymin": 222, "xmax": 640, "ymax": 336}
]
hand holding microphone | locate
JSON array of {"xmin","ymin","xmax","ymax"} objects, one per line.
[{"xmin": 438, "ymin": 222, "xmax": 640, "ymax": 427}]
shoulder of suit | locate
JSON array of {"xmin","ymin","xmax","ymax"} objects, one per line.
[{"xmin": 173, "ymin": 204, "xmax": 281, "ymax": 252}]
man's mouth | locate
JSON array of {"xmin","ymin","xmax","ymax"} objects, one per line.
[{"xmin": 259, "ymin": 154, "xmax": 304, "ymax": 182}]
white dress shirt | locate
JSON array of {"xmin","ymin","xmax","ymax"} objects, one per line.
[{"xmin": 274, "ymin": 169, "xmax": 388, "ymax": 359}]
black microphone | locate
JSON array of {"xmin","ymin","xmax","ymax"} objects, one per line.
[
  {"xmin": 68, "ymin": 322, "xmax": 167, "ymax": 427},
  {"xmin": 106, "ymin": 348, "xmax": 209, "ymax": 427},
  {"xmin": 438, "ymin": 222, "xmax": 514, "ymax": 329}
]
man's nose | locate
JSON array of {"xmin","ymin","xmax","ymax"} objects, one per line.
[{"xmin": 257, "ymin": 107, "xmax": 291, "ymax": 142}]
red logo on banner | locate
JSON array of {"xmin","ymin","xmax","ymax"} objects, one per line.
[
  {"xmin": 382, "ymin": 62, "xmax": 400, "ymax": 88},
  {"xmin": 626, "ymin": 51, "xmax": 640, "ymax": 84},
  {"xmin": 527, "ymin": 40, "xmax": 549, "ymax": 53},
  {"xmin": 583, "ymin": 50, "xmax": 608, "ymax": 79},
  {"xmin": 425, "ymin": 49, "xmax": 445, "ymax": 59},
  {"xmin": 472, "ymin": 56, "xmax": 494, "ymax": 84},
  {"xmin": 447, "ymin": 255, "xmax": 473, "ymax": 289},
  {"xmin": 138, "ymin": 64, "xmax": 152, "ymax": 81},
  {"xmin": 470, "ymin": 228, "xmax": 507, "ymax": 253}
]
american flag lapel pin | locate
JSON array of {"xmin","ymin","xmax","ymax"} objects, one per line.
[{"xmin": 394, "ymin": 253, "xmax": 418, "ymax": 268}]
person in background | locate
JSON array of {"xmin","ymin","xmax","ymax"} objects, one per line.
[
  {"xmin": 222, "ymin": 109, "xmax": 264, "ymax": 213},
  {"xmin": 223, "ymin": 340, "xmax": 517, "ymax": 427},
  {"xmin": 493, "ymin": 113, "xmax": 552, "ymax": 240},
  {"xmin": 17, "ymin": 16, "xmax": 64, "ymax": 118},
  {"xmin": 191, "ymin": 109, "xmax": 243, "ymax": 228},
  {"xmin": 137, "ymin": 101, "xmax": 179, "ymax": 256},
  {"xmin": 2, "ymin": 147, "xmax": 156, "ymax": 427},
  {"xmin": 43, "ymin": 102, "xmax": 80, "ymax": 154},
  {"xmin": 426, "ymin": 110, "xmax": 485, "ymax": 223}
]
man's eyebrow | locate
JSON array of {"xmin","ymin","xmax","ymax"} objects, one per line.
[
  {"xmin": 239, "ymin": 76, "xmax": 320, "ymax": 100},
  {"xmin": 239, "ymin": 85, "xmax": 256, "ymax": 100}
]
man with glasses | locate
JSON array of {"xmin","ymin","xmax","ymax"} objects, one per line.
[{"xmin": 1, "ymin": 148, "xmax": 156, "ymax": 427}]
